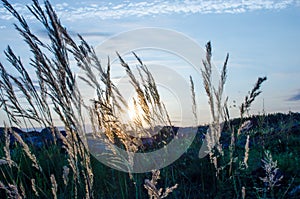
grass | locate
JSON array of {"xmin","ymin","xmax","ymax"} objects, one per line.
[
  {"xmin": 1, "ymin": 113, "xmax": 299, "ymax": 198},
  {"xmin": 0, "ymin": 0, "xmax": 299, "ymax": 198}
]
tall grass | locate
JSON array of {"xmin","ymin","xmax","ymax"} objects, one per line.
[
  {"xmin": 197, "ymin": 43, "xmax": 295, "ymax": 198},
  {"xmin": 0, "ymin": 0, "xmax": 175, "ymax": 198},
  {"xmin": 0, "ymin": 0, "xmax": 297, "ymax": 199},
  {"xmin": 0, "ymin": 0, "xmax": 94, "ymax": 197}
]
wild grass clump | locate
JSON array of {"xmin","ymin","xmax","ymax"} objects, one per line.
[
  {"xmin": 195, "ymin": 40, "xmax": 299, "ymax": 199},
  {"xmin": 197, "ymin": 41, "xmax": 228, "ymax": 172},
  {"xmin": 258, "ymin": 150, "xmax": 284, "ymax": 198},
  {"xmin": 0, "ymin": 0, "xmax": 175, "ymax": 198},
  {"xmin": 0, "ymin": 0, "xmax": 94, "ymax": 197},
  {"xmin": 144, "ymin": 170, "xmax": 178, "ymax": 199}
]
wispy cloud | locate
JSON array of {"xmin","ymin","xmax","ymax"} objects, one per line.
[
  {"xmin": 35, "ymin": 28, "xmax": 112, "ymax": 38},
  {"xmin": 288, "ymin": 90, "xmax": 300, "ymax": 101},
  {"xmin": 0, "ymin": 0, "xmax": 299, "ymax": 21}
]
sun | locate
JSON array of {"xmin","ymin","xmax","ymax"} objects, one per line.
[
  {"xmin": 128, "ymin": 98, "xmax": 142, "ymax": 120},
  {"xmin": 128, "ymin": 99, "xmax": 138, "ymax": 121},
  {"xmin": 127, "ymin": 97, "xmax": 147, "ymax": 126}
]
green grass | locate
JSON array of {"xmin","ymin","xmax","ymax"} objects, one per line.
[{"xmin": 1, "ymin": 112, "xmax": 299, "ymax": 198}]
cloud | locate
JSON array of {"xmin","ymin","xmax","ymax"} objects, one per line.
[
  {"xmin": 288, "ymin": 90, "xmax": 300, "ymax": 101},
  {"xmin": 80, "ymin": 32, "xmax": 112, "ymax": 37},
  {"xmin": 1, "ymin": 0, "xmax": 299, "ymax": 21},
  {"xmin": 35, "ymin": 28, "xmax": 112, "ymax": 38}
]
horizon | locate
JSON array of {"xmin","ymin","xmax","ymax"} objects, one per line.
[{"xmin": 1, "ymin": 111, "xmax": 299, "ymax": 134}]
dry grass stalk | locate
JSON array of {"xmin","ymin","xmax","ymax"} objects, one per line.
[
  {"xmin": 76, "ymin": 39, "xmax": 172, "ymax": 173},
  {"xmin": 2, "ymin": 126, "xmax": 16, "ymax": 167},
  {"xmin": 117, "ymin": 53, "xmax": 173, "ymax": 172},
  {"xmin": 240, "ymin": 76, "xmax": 267, "ymax": 117},
  {"xmin": 243, "ymin": 135, "xmax": 250, "ymax": 168},
  {"xmin": 0, "ymin": 159, "xmax": 9, "ymax": 165},
  {"xmin": 237, "ymin": 120, "xmax": 252, "ymax": 136},
  {"xmin": 50, "ymin": 174, "xmax": 58, "ymax": 199},
  {"xmin": 133, "ymin": 51, "xmax": 171, "ymax": 126},
  {"xmin": 0, "ymin": 181, "xmax": 22, "ymax": 199},
  {"xmin": 0, "ymin": 62, "xmax": 22, "ymax": 126},
  {"xmin": 31, "ymin": 179, "xmax": 39, "ymax": 197},
  {"xmin": 11, "ymin": 128, "xmax": 41, "ymax": 172},
  {"xmin": 200, "ymin": 41, "xmax": 228, "ymax": 171},
  {"xmin": 117, "ymin": 52, "xmax": 151, "ymax": 126},
  {"xmin": 63, "ymin": 165, "xmax": 70, "ymax": 186},
  {"xmin": 19, "ymin": 183, "xmax": 25, "ymax": 198},
  {"xmin": 225, "ymin": 76, "xmax": 266, "ymax": 175},
  {"xmin": 144, "ymin": 170, "xmax": 178, "ymax": 199},
  {"xmin": 241, "ymin": 186, "xmax": 246, "ymax": 199},
  {"xmin": 1, "ymin": 0, "xmax": 172, "ymax": 197},
  {"xmin": 0, "ymin": 0, "xmax": 94, "ymax": 197},
  {"xmin": 190, "ymin": 76, "xmax": 198, "ymax": 124},
  {"xmin": 259, "ymin": 150, "xmax": 283, "ymax": 191}
]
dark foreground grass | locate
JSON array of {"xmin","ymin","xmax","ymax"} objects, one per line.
[
  {"xmin": 1, "ymin": 112, "xmax": 299, "ymax": 198},
  {"xmin": 90, "ymin": 112, "xmax": 300, "ymax": 199}
]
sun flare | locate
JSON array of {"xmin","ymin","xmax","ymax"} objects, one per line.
[
  {"xmin": 127, "ymin": 98, "xmax": 148, "ymax": 126},
  {"xmin": 127, "ymin": 99, "xmax": 141, "ymax": 120},
  {"xmin": 128, "ymin": 99, "xmax": 138, "ymax": 121}
]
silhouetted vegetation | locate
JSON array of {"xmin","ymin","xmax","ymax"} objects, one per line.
[{"xmin": 0, "ymin": 1, "xmax": 299, "ymax": 198}]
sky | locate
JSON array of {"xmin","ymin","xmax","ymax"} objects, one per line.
[{"xmin": 0, "ymin": 0, "xmax": 300, "ymax": 127}]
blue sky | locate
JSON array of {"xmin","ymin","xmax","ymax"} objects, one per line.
[{"xmin": 0, "ymin": 0, "xmax": 300, "ymax": 126}]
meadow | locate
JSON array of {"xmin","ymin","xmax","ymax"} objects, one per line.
[{"xmin": 0, "ymin": 0, "xmax": 299, "ymax": 198}]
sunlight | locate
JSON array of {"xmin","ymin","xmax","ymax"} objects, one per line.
[
  {"xmin": 128, "ymin": 99, "xmax": 138, "ymax": 122},
  {"xmin": 127, "ymin": 97, "xmax": 150, "ymax": 128}
]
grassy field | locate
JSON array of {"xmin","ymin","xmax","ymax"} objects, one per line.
[
  {"xmin": 0, "ymin": 1, "xmax": 299, "ymax": 198},
  {"xmin": 1, "ymin": 112, "xmax": 300, "ymax": 198}
]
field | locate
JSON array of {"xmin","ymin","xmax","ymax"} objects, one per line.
[
  {"xmin": 0, "ymin": 1, "xmax": 299, "ymax": 198},
  {"xmin": 1, "ymin": 113, "xmax": 300, "ymax": 198}
]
